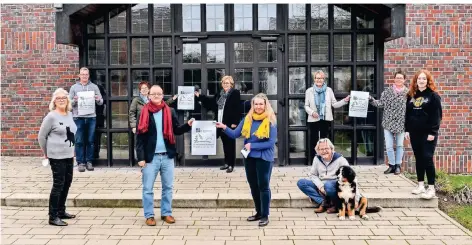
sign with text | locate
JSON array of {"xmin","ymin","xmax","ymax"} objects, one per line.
[
  {"xmin": 348, "ymin": 91, "xmax": 369, "ymax": 118},
  {"xmin": 177, "ymin": 86, "xmax": 195, "ymax": 110},
  {"xmin": 191, "ymin": 121, "xmax": 216, "ymax": 155},
  {"xmin": 77, "ymin": 91, "xmax": 95, "ymax": 116}
]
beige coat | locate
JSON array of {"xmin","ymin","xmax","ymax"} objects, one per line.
[{"xmin": 304, "ymin": 86, "xmax": 347, "ymax": 122}]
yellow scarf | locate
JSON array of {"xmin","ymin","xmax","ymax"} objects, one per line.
[{"xmin": 241, "ymin": 112, "xmax": 270, "ymax": 139}]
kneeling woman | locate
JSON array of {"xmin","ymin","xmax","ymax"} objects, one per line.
[{"xmin": 216, "ymin": 93, "xmax": 277, "ymax": 227}]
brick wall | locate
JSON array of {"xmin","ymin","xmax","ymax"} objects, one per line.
[
  {"xmin": 1, "ymin": 4, "xmax": 79, "ymax": 156},
  {"xmin": 384, "ymin": 4, "xmax": 472, "ymax": 173}
]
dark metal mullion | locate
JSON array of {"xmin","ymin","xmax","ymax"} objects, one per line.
[
  {"xmin": 228, "ymin": 4, "xmax": 234, "ymax": 32},
  {"xmin": 328, "ymin": 4, "xmax": 336, "ymax": 159},
  {"xmin": 351, "ymin": 6, "xmax": 358, "ymax": 165},
  {"xmin": 201, "ymin": 4, "xmax": 206, "ymax": 32},
  {"xmin": 375, "ymin": 15, "xmax": 384, "ymax": 166},
  {"xmin": 104, "ymin": 10, "xmax": 112, "ymax": 167},
  {"xmin": 253, "ymin": 39, "xmax": 260, "ymax": 94},
  {"xmin": 125, "ymin": 6, "xmax": 133, "ymax": 167},
  {"xmin": 253, "ymin": 4, "xmax": 257, "ymax": 31}
]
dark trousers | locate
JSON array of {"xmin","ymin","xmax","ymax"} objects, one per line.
[
  {"xmin": 221, "ymin": 133, "xmax": 236, "ymax": 167},
  {"xmin": 244, "ymin": 157, "xmax": 273, "ymax": 217},
  {"xmin": 308, "ymin": 120, "xmax": 330, "ymax": 161},
  {"xmin": 410, "ymin": 132, "xmax": 438, "ymax": 185},
  {"xmin": 49, "ymin": 158, "xmax": 74, "ymax": 219}
]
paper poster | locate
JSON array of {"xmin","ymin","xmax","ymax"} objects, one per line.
[
  {"xmin": 191, "ymin": 121, "xmax": 216, "ymax": 155},
  {"xmin": 348, "ymin": 91, "xmax": 369, "ymax": 118},
  {"xmin": 77, "ymin": 91, "xmax": 95, "ymax": 116},
  {"xmin": 177, "ymin": 86, "xmax": 195, "ymax": 110}
]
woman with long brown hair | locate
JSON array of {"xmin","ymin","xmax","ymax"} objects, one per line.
[{"xmin": 405, "ymin": 69, "xmax": 442, "ymax": 200}]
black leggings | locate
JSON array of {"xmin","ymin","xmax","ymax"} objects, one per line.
[
  {"xmin": 221, "ymin": 133, "xmax": 236, "ymax": 167},
  {"xmin": 409, "ymin": 132, "xmax": 438, "ymax": 185},
  {"xmin": 308, "ymin": 120, "xmax": 330, "ymax": 161},
  {"xmin": 49, "ymin": 158, "xmax": 74, "ymax": 219}
]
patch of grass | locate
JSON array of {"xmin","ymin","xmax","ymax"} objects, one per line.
[
  {"xmin": 447, "ymin": 205, "xmax": 472, "ymax": 232},
  {"xmin": 449, "ymin": 175, "xmax": 472, "ymax": 191}
]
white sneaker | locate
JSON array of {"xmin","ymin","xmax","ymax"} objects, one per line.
[
  {"xmin": 411, "ymin": 185, "xmax": 426, "ymax": 195},
  {"xmin": 420, "ymin": 187, "xmax": 436, "ymax": 200}
]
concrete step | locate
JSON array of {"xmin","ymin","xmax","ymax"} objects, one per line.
[{"xmin": 1, "ymin": 192, "xmax": 438, "ymax": 208}]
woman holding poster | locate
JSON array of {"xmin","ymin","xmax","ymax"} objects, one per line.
[
  {"xmin": 196, "ymin": 76, "xmax": 241, "ymax": 173},
  {"xmin": 216, "ymin": 93, "xmax": 277, "ymax": 227},
  {"xmin": 304, "ymin": 70, "xmax": 350, "ymax": 162}
]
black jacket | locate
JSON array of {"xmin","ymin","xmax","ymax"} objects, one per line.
[
  {"xmin": 405, "ymin": 88, "xmax": 442, "ymax": 136},
  {"xmin": 199, "ymin": 89, "xmax": 241, "ymax": 137},
  {"xmin": 136, "ymin": 108, "xmax": 191, "ymax": 163}
]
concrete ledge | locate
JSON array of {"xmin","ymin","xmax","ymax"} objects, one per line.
[{"xmin": 1, "ymin": 192, "xmax": 437, "ymax": 208}]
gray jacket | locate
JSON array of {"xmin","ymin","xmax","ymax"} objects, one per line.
[
  {"xmin": 129, "ymin": 96, "xmax": 146, "ymax": 129},
  {"xmin": 309, "ymin": 152, "xmax": 349, "ymax": 189},
  {"xmin": 69, "ymin": 81, "xmax": 103, "ymax": 118}
]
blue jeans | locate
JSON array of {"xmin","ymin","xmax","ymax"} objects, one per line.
[
  {"xmin": 73, "ymin": 117, "xmax": 96, "ymax": 164},
  {"xmin": 142, "ymin": 154, "xmax": 174, "ymax": 218},
  {"xmin": 244, "ymin": 157, "xmax": 273, "ymax": 218},
  {"xmin": 384, "ymin": 129, "xmax": 405, "ymax": 166},
  {"xmin": 297, "ymin": 179, "xmax": 338, "ymax": 205}
]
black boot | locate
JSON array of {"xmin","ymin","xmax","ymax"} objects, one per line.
[
  {"xmin": 394, "ymin": 165, "xmax": 401, "ymax": 175},
  {"xmin": 247, "ymin": 214, "xmax": 262, "ymax": 222},
  {"xmin": 58, "ymin": 212, "xmax": 76, "ymax": 219},
  {"xmin": 259, "ymin": 217, "xmax": 269, "ymax": 227},
  {"xmin": 220, "ymin": 164, "xmax": 229, "ymax": 170},
  {"xmin": 384, "ymin": 165, "xmax": 395, "ymax": 174},
  {"xmin": 49, "ymin": 217, "xmax": 68, "ymax": 226},
  {"xmin": 226, "ymin": 166, "xmax": 234, "ymax": 173}
]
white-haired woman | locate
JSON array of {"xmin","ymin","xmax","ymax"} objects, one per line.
[
  {"xmin": 38, "ymin": 88, "xmax": 77, "ymax": 226},
  {"xmin": 297, "ymin": 138, "xmax": 350, "ymax": 213},
  {"xmin": 305, "ymin": 71, "xmax": 350, "ymax": 161},
  {"xmin": 216, "ymin": 93, "xmax": 277, "ymax": 227}
]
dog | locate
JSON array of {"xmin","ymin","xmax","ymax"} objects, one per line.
[{"xmin": 335, "ymin": 165, "xmax": 382, "ymax": 220}]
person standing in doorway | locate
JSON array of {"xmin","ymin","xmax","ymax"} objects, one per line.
[
  {"xmin": 69, "ymin": 67, "xmax": 103, "ymax": 172},
  {"xmin": 304, "ymin": 70, "xmax": 350, "ymax": 161},
  {"xmin": 196, "ymin": 76, "xmax": 241, "ymax": 173},
  {"xmin": 405, "ymin": 69, "xmax": 442, "ymax": 200},
  {"xmin": 369, "ymin": 70, "xmax": 408, "ymax": 175},
  {"xmin": 129, "ymin": 81, "xmax": 152, "ymax": 162},
  {"xmin": 136, "ymin": 85, "xmax": 194, "ymax": 226}
]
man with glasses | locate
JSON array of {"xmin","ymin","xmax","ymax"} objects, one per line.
[
  {"xmin": 136, "ymin": 85, "xmax": 194, "ymax": 226},
  {"xmin": 69, "ymin": 67, "xmax": 103, "ymax": 172},
  {"xmin": 296, "ymin": 138, "xmax": 350, "ymax": 213}
]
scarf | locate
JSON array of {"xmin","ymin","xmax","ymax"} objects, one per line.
[
  {"xmin": 140, "ymin": 94, "xmax": 149, "ymax": 104},
  {"xmin": 314, "ymin": 83, "xmax": 327, "ymax": 120},
  {"xmin": 392, "ymin": 84, "xmax": 405, "ymax": 94},
  {"xmin": 137, "ymin": 101, "xmax": 175, "ymax": 145},
  {"xmin": 217, "ymin": 88, "xmax": 231, "ymax": 110},
  {"xmin": 241, "ymin": 112, "xmax": 270, "ymax": 139}
]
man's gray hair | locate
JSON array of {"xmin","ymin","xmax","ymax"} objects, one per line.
[{"xmin": 315, "ymin": 138, "xmax": 335, "ymax": 154}]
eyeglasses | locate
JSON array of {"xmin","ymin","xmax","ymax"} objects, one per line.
[
  {"xmin": 318, "ymin": 148, "xmax": 331, "ymax": 152},
  {"xmin": 56, "ymin": 97, "xmax": 68, "ymax": 101},
  {"xmin": 149, "ymin": 93, "xmax": 163, "ymax": 97}
]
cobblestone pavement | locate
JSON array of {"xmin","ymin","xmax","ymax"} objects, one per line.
[{"xmin": 1, "ymin": 206, "xmax": 471, "ymax": 245}]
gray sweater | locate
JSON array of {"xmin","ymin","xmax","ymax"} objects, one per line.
[
  {"xmin": 38, "ymin": 111, "xmax": 77, "ymax": 159},
  {"xmin": 69, "ymin": 81, "xmax": 103, "ymax": 118},
  {"xmin": 308, "ymin": 152, "xmax": 349, "ymax": 189}
]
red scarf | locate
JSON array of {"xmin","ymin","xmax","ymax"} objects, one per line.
[{"xmin": 137, "ymin": 101, "xmax": 175, "ymax": 145}]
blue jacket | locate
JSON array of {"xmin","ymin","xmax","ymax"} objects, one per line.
[{"xmin": 223, "ymin": 118, "xmax": 277, "ymax": 162}]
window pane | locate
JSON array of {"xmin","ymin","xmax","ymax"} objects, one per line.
[
  {"xmin": 183, "ymin": 4, "xmax": 201, "ymax": 32},
  {"xmin": 311, "ymin": 4, "xmax": 328, "ymax": 30},
  {"xmin": 206, "ymin": 4, "xmax": 225, "ymax": 31},
  {"xmin": 234, "ymin": 68, "xmax": 253, "ymax": 95},
  {"xmin": 109, "ymin": 10, "xmax": 126, "ymax": 33},
  {"xmin": 310, "ymin": 67, "xmax": 329, "ymax": 86},
  {"xmin": 110, "ymin": 70, "xmax": 128, "ymax": 97},
  {"xmin": 333, "ymin": 102, "xmax": 352, "ymax": 125},
  {"xmin": 334, "ymin": 130, "xmax": 352, "ymax": 158},
  {"xmin": 357, "ymin": 104, "xmax": 376, "ymax": 126},
  {"xmin": 132, "ymin": 4, "xmax": 148, "ymax": 33},
  {"xmin": 96, "ymin": 133, "xmax": 107, "ymax": 159},
  {"xmin": 357, "ymin": 11, "xmax": 375, "ymax": 29},
  {"xmin": 289, "ymin": 67, "xmax": 306, "ymax": 95},
  {"xmin": 334, "ymin": 5, "xmax": 351, "ymax": 29},
  {"xmin": 334, "ymin": 34, "xmax": 351, "ymax": 61},
  {"xmin": 289, "ymin": 100, "xmax": 306, "ymax": 126},
  {"xmin": 289, "ymin": 131, "xmax": 306, "ymax": 159},
  {"xmin": 357, "ymin": 34, "xmax": 375, "ymax": 61},
  {"xmin": 234, "ymin": 42, "xmax": 253, "ymax": 63},
  {"xmin": 311, "ymin": 35, "xmax": 328, "ymax": 62},
  {"xmin": 112, "ymin": 133, "xmax": 129, "ymax": 159},
  {"xmin": 153, "ymin": 37, "xmax": 172, "ymax": 64},
  {"xmin": 357, "ymin": 130, "xmax": 375, "ymax": 157},
  {"xmin": 154, "ymin": 69, "xmax": 172, "ymax": 95},
  {"xmin": 207, "ymin": 43, "xmax": 225, "ymax": 63},
  {"xmin": 333, "ymin": 66, "xmax": 351, "ymax": 93},
  {"xmin": 90, "ymin": 70, "xmax": 106, "ymax": 90},
  {"xmin": 258, "ymin": 4, "xmax": 277, "ymax": 30},
  {"xmin": 90, "ymin": 70, "xmax": 107, "ymax": 129},
  {"xmin": 110, "ymin": 39, "xmax": 127, "ymax": 65},
  {"xmin": 259, "ymin": 42, "xmax": 277, "ymax": 63},
  {"xmin": 356, "ymin": 66, "xmax": 375, "ymax": 93},
  {"xmin": 234, "ymin": 4, "xmax": 252, "ymax": 31},
  {"xmin": 88, "ymin": 39, "xmax": 105, "ymax": 66},
  {"xmin": 289, "ymin": 35, "xmax": 306, "ymax": 62},
  {"xmin": 183, "ymin": 44, "xmax": 202, "ymax": 64},
  {"xmin": 154, "ymin": 4, "xmax": 171, "ymax": 33},
  {"xmin": 207, "ymin": 69, "xmax": 225, "ymax": 95},
  {"xmin": 259, "ymin": 68, "xmax": 277, "ymax": 95},
  {"xmin": 132, "ymin": 38, "xmax": 150, "ymax": 65},
  {"xmin": 289, "ymin": 4, "xmax": 306, "ymax": 30},
  {"xmin": 111, "ymin": 102, "xmax": 128, "ymax": 128},
  {"xmin": 87, "ymin": 17, "xmax": 104, "ymax": 34},
  {"xmin": 132, "ymin": 70, "xmax": 150, "ymax": 97},
  {"xmin": 184, "ymin": 69, "xmax": 202, "ymax": 93}
]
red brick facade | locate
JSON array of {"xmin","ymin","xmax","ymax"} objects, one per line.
[{"xmin": 1, "ymin": 4, "xmax": 471, "ymax": 173}]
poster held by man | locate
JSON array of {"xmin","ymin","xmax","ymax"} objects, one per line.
[{"xmin": 77, "ymin": 91, "xmax": 96, "ymax": 116}]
